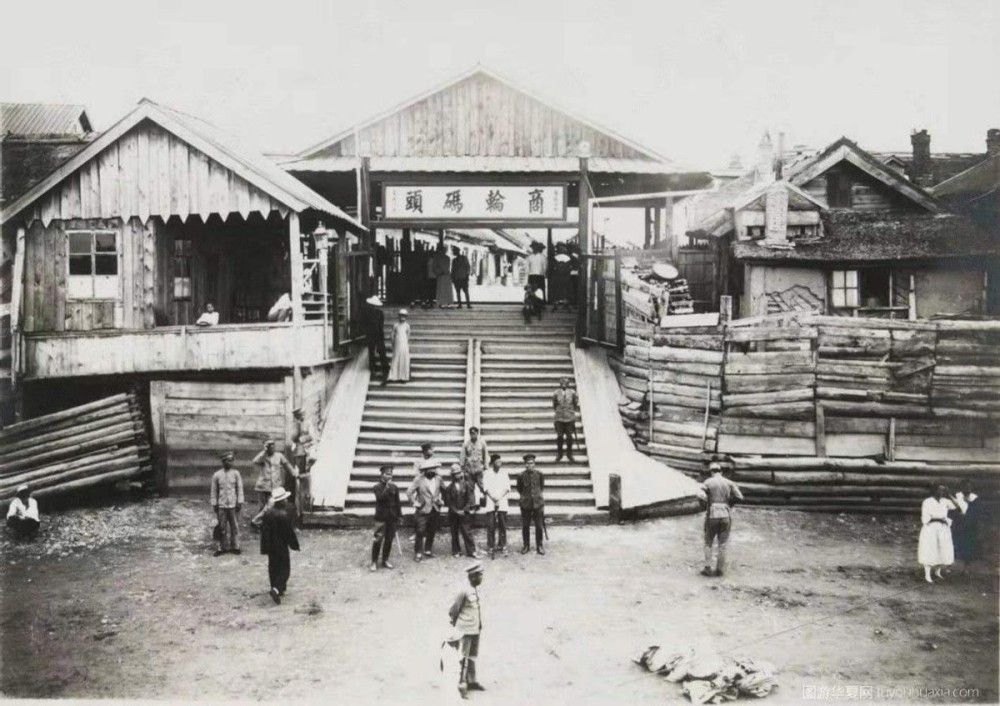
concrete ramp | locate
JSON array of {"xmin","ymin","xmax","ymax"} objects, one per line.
[{"xmin": 572, "ymin": 344, "xmax": 701, "ymax": 514}]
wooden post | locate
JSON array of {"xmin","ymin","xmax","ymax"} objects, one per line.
[
  {"xmin": 653, "ymin": 207, "xmax": 662, "ymax": 248},
  {"xmin": 577, "ymin": 142, "xmax": 592, "ymax": 344},
  {"xmin": 719, "ymin": 294, "xmax": 733, "ymax": 324},
  {"xmin": 149, "ymin": 381, "xmax": 168, "ymax": 494},
  {"xmin": 288, "ymin": 212, "xmax": 304, "ymax": 324},
  {"xmin": 10, "ymin": 226, "xmax": 26, "ymax": 419},
  {"xmin": 644, "ymin": 207, "xmax": 652, "ymax": 249},
  {"xmin": 664, "ymin": 197, "xmax": 676, "ymax": 259},
  {"xmin": 886, "ymin": 417, "xmax": 896, "ymax": 460},
  {"xmin": 614, "ymin": 248, "xmax": 624, "ymax": 351},
  {"xmin": 546, "ymin": 228, "xmax": 554, "ymax": 304},
  {"xmin": 317, "ymin": 232, "xmax": 332, "ymax": 358},
  {"xmin": 609, "ymin": 473, "xmax": 623, "ymax": 524}
]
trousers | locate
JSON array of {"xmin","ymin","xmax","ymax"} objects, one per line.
[
  {"xmin": 268, "ymin": 548, "xmax": 291, "ymax": 594},
  {"xmin": 6, "ymin": 516, "xmax": 39, "ymax": 539},
  {"xmin": 555, "ymin": 421, "xmax": 576, "ymax": 459},
  {"xmin": 371, "ymin": 521, "xmax": 397, "ymax": 564},
  {"xmin": 521, "ymin": 506, "xmax": 545, "ymax": 549},
  {"xmin": 414, "ymin": 510, "xmax": 439, "ymax": 555},
  {"xmin": 487, "ymin": 510, "xmax": 507, "ymax": 550},
  {"xmin": 216, "ymin": 507, "xmax": 240, "ymax": 551},
  {"xmin": 449, "ymin": 512, "xmax": 477, "ymax": 556},
  {"xmin": 458, "ymin": 633, "xmax": 481, "ymax": 690},
  {"xmin": 367, "ymin": 335, "xmax": 389, "ymax": 379},
  {"xmin": 704, "ymin": 517, "xmax": 732, "ymax": 572},
  {"xmin": 453, "ymin": 278, "xmax": 471, "ymax": 308}
]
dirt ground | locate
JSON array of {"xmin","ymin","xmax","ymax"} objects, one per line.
[{"xmin": 1, "ymin": 496, "xmax": 997, "ymax": 704}]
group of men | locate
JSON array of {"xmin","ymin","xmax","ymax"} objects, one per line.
[{"xmin": 369, "ymin": 428, "xmax": 549, "ymax": 571}]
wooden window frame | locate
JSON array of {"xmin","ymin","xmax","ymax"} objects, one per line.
[
  {"xmin": 67, "ymin": 229, "xmax": 120, "ymax": 301},
  {"xmin": 173, "ymin": 238, "xmax": 193, "ymax": 302}
]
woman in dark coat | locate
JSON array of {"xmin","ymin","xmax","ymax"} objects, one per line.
[
  {"xmin": 952, "ymin": 479, "xmax": 982, "ymax": 565},
  {"xmin": 260, "ymin": 487, "xmax": 300, "ymax": 604}
]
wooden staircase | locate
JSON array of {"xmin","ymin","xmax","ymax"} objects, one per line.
[{"xmin": 308, "ymin": 304, "xmax": 604, "ymax": 526}]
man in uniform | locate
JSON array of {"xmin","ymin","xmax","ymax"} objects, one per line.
[
  {"xmin": 448, "ymin": 562, "xmax": 486, "ymax": 698},
  {"xmin": 484, "ymin": 454, "xmax": 511, "ymax": 557},
  {"xmin": 444, "ymin": 464, "xmax": 480, "ymax": 559},
  {"xmin": 362, "ymin": 294, "xmax": 389, "ymax": 384},
  {"xmin": 291, "ymin": 408, "xmax": 317, "ymax": 476},
  {"xmin": 459, "ymin": 426, "xmax": 489, "ymax": 505},
  {"xmin": 210, "ymin": 451, "xmax": 244, "ymax": 556},
  {"xmin": 552, "ymin": 377, "xmax": 578, "ymax": 463},
  {"xmin": 696, "ymin": 457, "xmax": 744, "ymax": 577},
  {"xmin": 516, "ymin": 453, "xmax": 546, "ymax": 555},
  {"xmin": 407, "ymin": 459, "xmax": 443, "ymax": 561},
  {"xmin": 370, "ymin": 465, "xmax": 401, "ymax": 571},
  {"xmin": 251, "ymin": 440, "xmax": 297, "ymax": 529}
]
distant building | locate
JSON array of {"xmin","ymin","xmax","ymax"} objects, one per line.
[
  {"xmin": 873, "ymin": 128, "xmax": 998, "ymax": 187},
  {"xmin": 929, "ymin": 131, "xmax": 1000, "ymax": 236}
]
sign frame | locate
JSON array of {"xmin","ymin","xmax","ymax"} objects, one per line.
[{"xmin": 379, "ymin": 181, "xmax": 570, "ymax": 227}]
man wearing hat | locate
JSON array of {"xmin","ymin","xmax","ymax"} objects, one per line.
[
  {"xmin": 361, "ymin": 293, "xmax": 389, "ymax": 384},
  {"xmin": 6, "ymin": 484, "xmax": 40, "ymax": 540},
  {"xmin": 459, "ymin": 426, "xmax": 489, "ymax": 505},
  {"xmin": 260, "ymin": 486, "xmax": 299, "ymax": 604},
  {"xmin": 448, "ymin": 561, "xmax": 486, "ymax": 698},
  {"xmin": 444, "ymin": 464, "xmax": 480, "ymax": 559},
  {"xmin": 407, "ymin": 459, "xmax": 443, "ymax": 561},
  {"xmin": 370, "ymin": 465, "xmax": 401, "ymax": 571},
  {"xmin": 483, "ymin": 454, "xmax": 511, "ymax": 557},
  {"xmin": 251, "ymin": 440, "xmax": 297, "ymax": 529},
  {"xmin": 696, "ymin": 456, "xmax": 744, "ymax": 577},
  {"xmin": 526, "ymin": 240, "xmax": 548, "ymax": 305},
  {"xmin": 291, "ymin": 408, "xmax": 318, "ymax": 476},
  {"xmin": 210, "ymin": 452, "xmax": 244, "ymax": 556},
  {"xmin": 552, "ymin": 377, "xmax": 579, "ymax": 463},
  {"xmin": 516, "ymin": 453, "xmax": 546, "ymax": 555}
]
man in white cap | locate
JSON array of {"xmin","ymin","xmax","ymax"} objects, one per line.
[
  {"xmin": 260, "ymin": 486, "xmax": 299, "ymax": 604},
  {"xmin": 210, "ymin": 452, "xmax": 244, "ymax": 556},
  {"xmin": 696, "ymin": 456, "xmax": 744, "ymax": 577},
  {"xmin": 407, "ymin": 459, "xmax": 443, "ymax": 561},
  {"xmin": 362, "ymin": 293, "xmax": 389, "ymax": 384},
  {"xmin": 6, "ymin": 484, "xmax": 40, "ymax": 540},
  {"xmin": 251, "ymin": 440, "xmax": 297, "ymax": 529},
  {"xmin": 448, "ymin": 561, "xmax": 486, "ymax": 698}
]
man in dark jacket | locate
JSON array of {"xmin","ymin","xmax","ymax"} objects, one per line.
[
  {"xmin": 516, "ymin": 453, "xmax": 546, "ymax": 555},
  {"xmin": 444, "ymin": 464, "xmax": 480, "ymax": 558},
  {"xmin": 260, "ymin": 487, "xmax": 300, "ymax": 604},
  {"xmin": 370, "ymin": 465, "xmax": 402, "ymax": 571},
  {"xmin": 451, "ymin": 246, "xmax": 472, "ymax": 309},
  {"xmin": 362, "ymin": 295, "xmax": 389, "ymax": 384}
]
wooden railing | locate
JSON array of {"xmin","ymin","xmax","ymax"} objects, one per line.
[{"xmin": 23, "ymin": 322, "xmax": 328, "ymax": 379}]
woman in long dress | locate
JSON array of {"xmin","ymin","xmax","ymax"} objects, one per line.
[
  {"xmin": 952, "ymin": 479, "xmax": 982, "ymax": 567},
  {"xmin": 433, "ymin": 244, "xmax": 454, "ymax": 307},
  {"xmin": 388, "ymin": 309, "xmax": 411, "ymax": 383},
  {"xmin": 917, "ymin": 484, "xmax": 964, "ymax": 583}
]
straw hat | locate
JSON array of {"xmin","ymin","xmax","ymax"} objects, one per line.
[
  {"xmin": 270, "ymin": 487, "xmax": 291, "ymax": 503},
  {"xmin": 466, "ymin": 561, "xmax": 484, "ymax": 575},
  {"xmin": 419, "ymin": 459, "xmax": 441, "ymax": 472},
  {"xmin": 16, "ymin": 484, "xmax": 29, "ymax": 495},
  {"xmin": 366, "ymin": 295, "xmax": 383, "ymax": 307},
  {"xmin": 399, "ymin": 308, "xmax": 409, "ymax": 317}
]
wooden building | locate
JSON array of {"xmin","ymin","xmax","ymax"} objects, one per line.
[
  {"xmin": 0, "ymin": 99, "xmax": 366, "ymax": 491},
  {"xmin": 685, "ymin": 137, "xmax": 1000, "ymax": 319}
]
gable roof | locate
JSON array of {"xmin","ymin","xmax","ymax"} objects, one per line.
[
  {"xmin": 1, "ymin": 99, "xmax": 365, "ymax": 232},
  {"xmin": 786, "ymin": 137, "xmax": 941, "ymax": 212},
  {"xmin": 295, "ymin": 65, "xmax": 682, "ymax": 171},
  {"xmin": 1, "ymin": 103, "xmax": 92, "ymax": 136},
  {"xmin": 930, "ymin": 152, "xmax": 999, "ymax": 203}
]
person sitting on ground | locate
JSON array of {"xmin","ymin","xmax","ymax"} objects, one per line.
[
  {"xmin": 522, "ymin": 285, "xmax": 544, "ymax": 324},
  {"xmin": 696, "ymin": 457, "xmax": 743, "ymax": 578},
  {"xmin": 195, "ymin": 302, "xmax": 219, "ymax": 326},
  {"xmin": 6, "ymin": 484, "xmax": 40, "ymax": 540}
]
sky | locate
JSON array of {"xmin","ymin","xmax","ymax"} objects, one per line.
[{"xmin": 1, "ymin": 0, "xmax": 998, "ymax": 170}]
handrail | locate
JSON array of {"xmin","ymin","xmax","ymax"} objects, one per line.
[{"xmin": 463, "ymin": 338, "xmax": 476, "ymax": 439}]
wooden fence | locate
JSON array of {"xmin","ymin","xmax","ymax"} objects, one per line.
[{"xmin": 611, "ymin": 312, "xmax": 1000, "ymax": 512}]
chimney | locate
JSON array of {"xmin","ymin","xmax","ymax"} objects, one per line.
[
  {"xmin": 756, "ymin": 131, "xmax": 775, "ymax": 184},
  {"xmin": 910, "ymin": 129, "xmax": 933, "ymax": 186},
  {"xmin": 987, "ymin": 128, "xmax": 1000, "ymax": 155}
]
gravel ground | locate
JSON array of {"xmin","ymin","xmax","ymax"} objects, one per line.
[{"xmin": 1, "ymin": 496, "xmax": 997, "ymax": 704}]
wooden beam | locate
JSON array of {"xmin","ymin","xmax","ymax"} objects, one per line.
[
  {"xmin": 288, "ymin": 212, "xmax": 304, "ymax": 326},
  {"xmin": 653, "ymin": 206, "xmax": 662, "ymax": 247},
  {"xmin": 644, "ymin": 206, "xmax": 652, "ymax": 249},
  {"xmin": 577, "ymin": 152, "xmax": 593, "ymax": 344}
]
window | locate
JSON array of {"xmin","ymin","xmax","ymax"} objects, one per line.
[
  {"xmin": 68, "ymin": 231, "xmax": 119, "ymax": 299},
  {"xmin": 826, "ymin": 172, "xmax": 853, "ymax": 208},
  {"xmin": 173, "ymin": 239, "xmax": 193, "ymax": 301},
  {"xmin": 831, "ymin": 268, "xmax": 892, "ymax": 309},
  {"xmin": 831, "ymin": 270, "xmax": 859, "ymax": 308}
]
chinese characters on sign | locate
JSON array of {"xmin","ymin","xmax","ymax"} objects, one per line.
[{"xmin": 385, "ymin": 185, "xmax": 566, "ymax": 221}]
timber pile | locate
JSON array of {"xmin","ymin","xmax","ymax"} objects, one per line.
[
  {"xmin": 612, "ymin": 313, "xmax": 1000, "ymax": 512},
  {"xmin": 610, "ymin": 266, "xmax": 696, "ymax": 323},
  {"xmin": 0, "ymin": 393, "xmax": 152, "ymax": 501}
]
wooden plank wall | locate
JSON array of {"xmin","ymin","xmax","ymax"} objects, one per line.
[
  {"xmin": 612, "ymin": 314, "xmax": 1000, "ymax": 511},
  {"xmin": 154, "ymin": 378, "xmax": 290, "ymax": 494},
  {"xmin": 320, "ymin": 72, "xmax": 646, "ymax": 160},
  {"xmin": 800, "ymin": 164, "xmax": 922, "ymax": 213},
  {"xmin": 299, "ymin": 362, "xmax": 345, "ymax": 434},
  {"xmin": 24, "ymin": 122, "xmax": 289, "ymax": 227}
]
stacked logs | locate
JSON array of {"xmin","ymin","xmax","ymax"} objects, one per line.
[{"xmin": 0, "ymin": 393, "xmax": 152, "ymax": 501}]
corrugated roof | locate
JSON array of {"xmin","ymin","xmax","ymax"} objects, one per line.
[
  {"xmin": 0, "ymin": 103, "xmax": 91, "ymax": 136},
  {"xmin": 281, "ymin": 155, "xmax": 684, "ymax": 174}
]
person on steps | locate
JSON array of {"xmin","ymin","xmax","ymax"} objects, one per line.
[
  {"xmin": 362, "ymin": 294, "xmax": 389, "ymax": 385},
  {"xmin": 260, "ymin": 487, "xmax": 299, "ymax": 604},
  {"xmin": 517, "ymin": 453, "xmax": 546, "ymax": 555},
  {"xmin": 459, "ymin": 426, "xmax": 489, "ymax": 506},
  {"xmin": 552, "ymin": 377, "xmax": 578, "ymax": 463},
  {"xmin": 434, "ymin": 243, "xmax": 454, "ymax": 308},
  {"xmin": 370, "ymin": 465, "xmax": 401, "ymax": 571},
  {"xmin": 452, "ymin": 246, "xmax": 472, "ymax": 309},
  {"xmin": 696, "ymin": 458, "xmax": 743, "ymax": 578},
  {"xmin": 387, "ymin": 309, "xmax": 411, "ymax": 383}
]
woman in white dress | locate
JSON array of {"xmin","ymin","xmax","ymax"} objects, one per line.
[
  {"xmin": 387, "ymin": 309, "xmax": 411, "ymax": 383},
  {"xmin": 918, "ymin": 484, "xmax": 964, "ymax": 583}
]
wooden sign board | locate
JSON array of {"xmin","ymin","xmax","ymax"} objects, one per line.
[{"xmin": 383, "ymin": 184, "xmax": 567, "ymax": 222}]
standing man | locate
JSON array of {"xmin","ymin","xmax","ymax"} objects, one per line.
[
  {"xmin": 484, "ymin": 454, "xmax": 511, "ymax": 557},
  {"xmin": 444, "ymin": 464, "xmax": 480, "ymax": 559},
  {"xmin": 362, "ymin": 294, "xmax": 389, "ymax": 384},
  {"xmin": 526, "ymin": 241, "xmax": 547, "ymax": 304},
  {"xmin": 696, "ymin": 458, "xmax": 744, "ymax": 577},
  {"xmin": 407, "ymin": 459, "xmax": 443, "ymax": 561},
  {"xmin": 516, "ymin": 453, "xmax": 546, "ymax": 555},
  {"xmin": 260, "ymin": 487, "xmax": 299, "ymax": 604},
  {"xmin": 370, "ymin": 465, "xmax": 401, "ymax": 572},
  {"xmin": 452, "ymin": 246, "xmax": 472, "ymax": 309},
  {"xmin": 413, "ymin": 442, "xmax": 435, "ymax": 476},
  {"xmin": 459, "ymin": 426, "xmax": 489, "ymax": 506},
  {"xmin": 448, "ymin": 562, "xmax": 486, "ymax": 698},
  {"xmin": 6, "ymin": 485, "xmax": 40, "ymax": 540},
  {"xmin": 210, "ymin": 452, "xmax": 244, "ymax": 556},
  {"xmin": 291, "ymin": 408, "xmax": 318, "ymax": 477},
  {"xmin": 552, "ymin": 377, "xmax": 579, "ymax": 463},
  {"xmin": 251, "ymin": 440, "xmax": 297, "ymax": 529}
]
